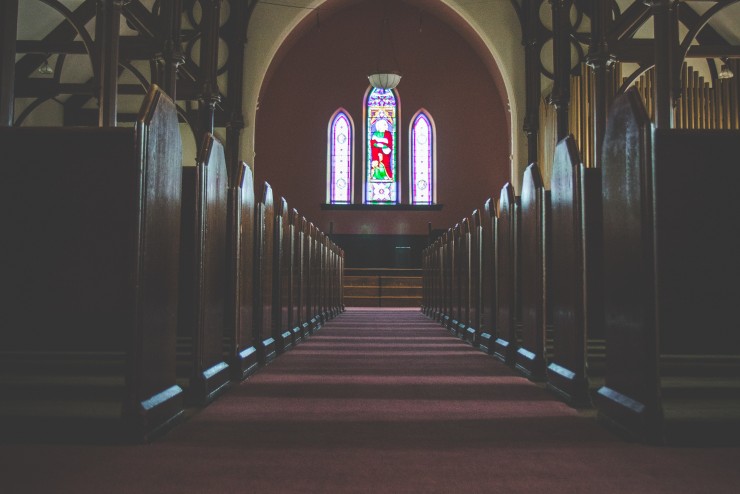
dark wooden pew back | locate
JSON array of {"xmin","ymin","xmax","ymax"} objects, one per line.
[
  {"xmin": 256, "ymin": 182, "xmax": 276, "ymax": 364},
  {"xmin": 546, "ymin": 136, "xmax": 603, "ymax": 405},
  {"xmin": 467, "ymin": 210, "xmax": 482, "ymax": 343},
  {"xmin": 290, "ymin": 209, "xmax": 303, "ymax": 342},
  {"xmin": 274, "ymin": 196, "xmax": 292, "ymax": 352},
  {"xmin": 179, "ymin": 134, "xmax": 230, "ymax": 405},
  {"xmin": 0, "ymin": 85, "xmax": 183, "ymax": 440},
  {"xmin": 494, "ymin": 183, "xmax": 520, "ymax": 364},
  {"xmin": 227, "ymin": 162, "xmax": 258, "ymax": 380},
  {"xmin": 457, "ymin": 217, "xmax": 472, "ymax": 340},
  {"xmin": 301, "ymin": 218, "xmax": 312, "ymax": 335},
  {"xmin": 479, "ymin": 198, "xmax": 498, "ymax": 352},
  {"xmin": 596, "ymin": 88, "xmax": 740, "ymax": 444},
  {"xmin": 515, "ymin": 163, "xmax": 548, "ymax": 380}
]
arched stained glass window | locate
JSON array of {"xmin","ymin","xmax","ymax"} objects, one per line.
[
  {"xmin": 410, "ymin": 110, "xmax": 435, "ymax": 205},
  {"xmin": 365, "ymin": 88, "xmax": 398, "ymax": 204},
  {"xmin": 327, "ymin": 109, "xmax": 353, "ymax": 204}
]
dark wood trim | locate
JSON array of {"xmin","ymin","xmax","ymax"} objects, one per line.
[
  {"xmin": 550, "ymin": 0, "xmax": 572, "ymax": 141},
  {"xmin": 610, "ymin": 1, "xmax": 650, "ymax": 41},
  {"xmin": 0, "ymin": 0, "xmax": 18, "ymax": 126},
  {"xmin": 95, "ymin": 0, "xmax": 124, "ymax": 127},
  {"xmin": 197, "ymin": 0, "xmax": 222, "ymax": 138},
  {"xmin": 523, "ymin": 0, "xmax": 541, "ymax": 167}
]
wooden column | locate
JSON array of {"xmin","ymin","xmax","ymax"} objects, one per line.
[
  {"xmin": 95, "ymin": 0, "xmax": 124, "ymax": 127},
  {"xmin": 551, "ymin": 0, "xmax": 572, "ymax": 141},
  {"xmin": 523, "ymin": 0, "xmax": 541, "ymax": 166},
  {"xmin": 586, "ymin": 0, "xmax": 616, "ymax": 166},
  {"xmin": 158, "ymin": 0, "xmax": 183, "ymax": 100},
  {"xmin": 198, "ymin": 0, "xmax": 222, "ymax": 137},
  {"xmin": 224, "ymin": 0, "xmax": 255, "ymax": 176},
  {"xmin": 646, "ymin": 0, "xmax": 675, "ymax": 129},
  {"xmin": 0, "ymin": 0, "xmax": 19, "ymax": 126}
]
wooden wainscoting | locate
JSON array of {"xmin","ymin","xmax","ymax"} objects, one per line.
[{"xmin": 344, "ymin": 268, "xmax": 422, "ymax": 307}]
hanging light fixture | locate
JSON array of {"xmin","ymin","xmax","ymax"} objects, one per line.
[
  {"xmin": 718, "ymin": 58, "xmax": 734, "ymax": 80},
  {"xmin": 368, "ymin": 71, "xmax": 402, "ymax": 90},
  {"xmin": 368, "ymin": 13, "xmax": 401, "ymax": 90},
  {"xmin": 38, "ymin": 55, "xmax": 54, "ymax": 76}
]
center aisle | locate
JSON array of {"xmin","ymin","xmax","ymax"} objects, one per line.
[{"xmin": 3, "ymin": 308, "xmax": 739, "ymax": 493}]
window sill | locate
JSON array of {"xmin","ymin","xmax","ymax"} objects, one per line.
[{"xmin": 320, "ymin": 203, "xmax": 443, "ymax": 211}]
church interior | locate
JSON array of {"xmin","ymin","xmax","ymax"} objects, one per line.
[{"xmin": 1, "ymin": 1, "xmax": 739, "ymax": 492}]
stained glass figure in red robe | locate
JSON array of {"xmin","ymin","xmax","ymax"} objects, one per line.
[{"xmin": 370, "ymin": 117, "xmax": 393, "ymax": 180}]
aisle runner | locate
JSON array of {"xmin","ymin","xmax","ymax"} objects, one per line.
[{"xmin": 3, "ymin": 308, "xmax": 739, "ymax": 493}]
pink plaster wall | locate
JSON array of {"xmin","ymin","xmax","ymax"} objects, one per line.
[{"xmin": 254, "ymin": 0, "xmax": 510, "ymax": 235}]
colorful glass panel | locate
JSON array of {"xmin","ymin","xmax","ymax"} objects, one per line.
[
  {"xmin": 366, "ymin": 88, "xmax": 398, "ymax": 204},
  {"xmin": 329, "ymin": 111, "xmax": 352, "ymax": 204},
  {"xmin": 411, "ymin": 112, "xmax": 433, "ymax": 204}
]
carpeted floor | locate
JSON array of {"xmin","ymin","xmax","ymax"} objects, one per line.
[{"xmin": 2, "ymin": 308, "xmax": 739, "ymax": 493}]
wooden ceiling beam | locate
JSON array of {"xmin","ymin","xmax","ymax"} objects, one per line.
[
  {"xmin": 16, "ymin": 38, "xmax": 157, "ymax": 59},
  {"xmin": 16, "ymin": 78, "xmax": 200, "ymax": 99}
]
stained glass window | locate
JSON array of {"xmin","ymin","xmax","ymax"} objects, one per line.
[
  {"xmin": 410, "ymin": 110, "xmax": 434, "ymax": 205},
  {"xmin": 328, "ymin": 109, "xmax": 353, "ymax": 204},
  {"xmin": 365, "ymin": 88, "xmax": 398, "ymax": 204}
]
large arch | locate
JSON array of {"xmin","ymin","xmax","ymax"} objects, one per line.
[{"xmin": 242, "ymin": 0, "xmax": 524, "ymax": 189}]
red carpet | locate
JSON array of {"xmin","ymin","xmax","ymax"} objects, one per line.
[{"xmin": 2, "ymin": 308, "xmax": 739, "ymax": 493}]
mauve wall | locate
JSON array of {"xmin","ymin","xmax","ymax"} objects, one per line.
[{"xmin": 254, "ymin": 0, "xmax": 510, "ymax": 235}]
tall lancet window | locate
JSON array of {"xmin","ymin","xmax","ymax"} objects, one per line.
[
  {"xmin": 365, "ymin": 88, "xmax": 398, "ymax": 204},
  {"xmin": 327, "ymin": 109, "xmax": 353, "ymax": 204},
  {"xmin": 410, "ymin": 110, "xmax": 435, "ymax": 205}
]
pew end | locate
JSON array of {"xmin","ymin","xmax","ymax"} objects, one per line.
[{"xmin": 595, "ymin": 88, "xmax": 740, "ymax": 445}]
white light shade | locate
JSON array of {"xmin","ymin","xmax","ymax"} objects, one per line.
[
  {"xmin": 718, "ymin": 64, "xmax": 734, "ymax": 80},
  {"xmin": 368, "ymin": 72, "xmax": 402, "ymax": 90},
  {"xmin": 38, "ymin": 60, "xmax": 54, "ymax": 75}
]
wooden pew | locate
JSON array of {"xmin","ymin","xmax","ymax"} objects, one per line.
[
  {"xmin": 466, "ymin": 210, "xmax": 483, "ymax": 345},
  {"xmin": 444, "ymin": 227, "xmax": 458, "ymax": 333},
  {"xmin": 274, "ymin": 197, "xmax": 293, "ymax": 353},
  {"xmin": 438, "ymin": 234, "xmax": 446, "ymax": 323},
  {"xmin": 0, "ymin": 85, "xmax": 183, "ymax": 441},
  {"xmin": 455, "ymin": 219, "xmax": 472, "ymax": 341},
  {"xmin": 493, "ymin": 183, "xmax": 521, "ymax": 365},
  {"xmin": 479, "ymin": 199, "xmax": 498, "ymax": 353},
  {"xmin": 301, "ymin": 219, "xmax": 314, "ymax": 337},
  {"xmin": 422, "ymin": 246, "xmax": 431, "ymax": 316},
  {"xmin": 329, "ymin": 242, "xmax": 339, "ymax": 318},
  {"xmin": 255, "ymin": 182, "xmax": 277, "ymax": 365},
  {"xmin": 339, "ymin": 247, "xmax": 346, "ymax": 312},
  {"xmin": 545, "ymin": 136, "xmax": 603, "ymax": 406},
  {"xmin": 289, "ymin": 209, "xmax": 304, "ymax": 345},
  {"xmin": 226, "ymin": 162, "xmax": 259, "ymax": 380},
  {"xmin": 335, "ymin": 244, "xmax": 343, "ymax": 316},
  {"xmin": 423, "ymin": 244, "xmax": 432, "ymax": 317},
  {"xmin": 319, "ymin": 232, "xmax": 328, "ymax": 323},
  {"xmin": 324, "ymin": 239, "xmax": 331, "ymax": 319},
  {"xmin": 307, "ymin": 222, "xmax": 321, "ymax": 333},
  {"xmin": 442, "ymin": 230, "xmax": 452, "ymax": 327},
  {"xmin": 595, "ymin": 88, "xmax": 740, "ymax": 445},
  {"xmin": 328, "ymin": 239, "xmax": 336, "ymax": 318},
  {"xmin": 434, "ymin": 239, "xmax": 444, "ymax": 322},
  {"xmin": 178, "ymin": 134, "xmax": 230, "ymax": 405},
  {"xmin": 514, "ymin": 163, "xmax": 549, "ymax": 381}
]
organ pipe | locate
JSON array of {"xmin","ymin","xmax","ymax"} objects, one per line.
[{"xmin": 539, "ymin": 60, "xmax": 739, "ymax": 186}]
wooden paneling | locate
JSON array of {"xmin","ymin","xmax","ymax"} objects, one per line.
[
  {"xmin": 179, "ymin": 134, "xmax": 230, "ymax": 405},
  {"xmin": 255, "ymin": 182, "xmax": 276, "ymax": 364},
  {"xmin": 227, "ymin": 162, "xmax": 258, "ymax": 380},
  {"xmin": 494, "ymin": 184, "xmax": 520, "ymax": 365},
  {"xmin": 515, "ymin": 163, "xmax": 548, "ymax": 381}
]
